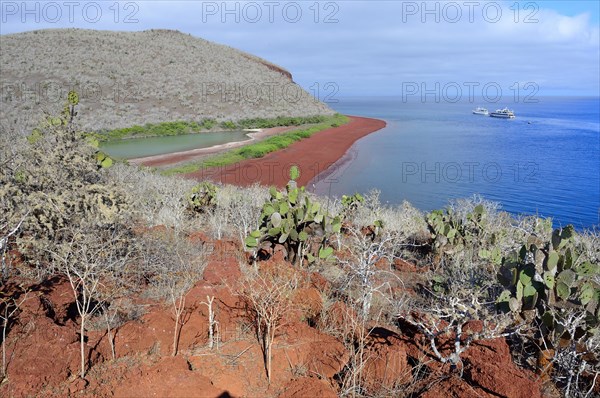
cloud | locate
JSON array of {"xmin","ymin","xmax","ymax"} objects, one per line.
[{"xmin": 1, "ymin": 0, "xmax": 598, "ymax": 96}]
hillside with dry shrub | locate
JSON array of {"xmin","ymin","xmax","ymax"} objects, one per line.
[
  {"xmin": 0, "ymin": 29, "xmax": 334, "ymax": 132},
  {"xmin": 1, "ymin": 95, "xmax": 599, "ymax": 397}
]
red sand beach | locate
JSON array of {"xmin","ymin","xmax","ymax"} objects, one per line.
[{"xmin": 184, "ymin": 116, "xmax": 386, "ymax": 189}]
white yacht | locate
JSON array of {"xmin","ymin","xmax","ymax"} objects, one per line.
[
  {"xmin": 472, "ymin": 107, "xmax": 489, "ymax": 116},
  {"xmin": 490, "ymin": 108, "xmax": 515, "ymax": 119}
]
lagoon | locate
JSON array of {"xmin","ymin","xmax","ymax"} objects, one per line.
[{"xmin": 100, "ymin": 131, "xmax": 251, "ymax": 159}]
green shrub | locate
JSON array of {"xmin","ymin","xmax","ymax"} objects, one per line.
[
  {"xmin": 220, "ymin": 121, "xmax": 237, "ymax": 130},
  {"xmin": 94, "ymin": 118, "xmax": 219, "ymax": 141}
]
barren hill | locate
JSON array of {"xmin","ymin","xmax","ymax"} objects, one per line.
[{"xmin": 0, "ymin": 29, "xmax": 334, "ymax": 132}]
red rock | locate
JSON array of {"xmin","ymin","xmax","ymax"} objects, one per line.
[
  {"xmin": 283, "ymin": 322, "xmax": 349, "ymax": 379},
  {"xmin": 363, "ymin": 329, "xmax": 412, "ymax": 393},
  {"xmin": 279, "ymin": 377, "xmax": 337, "ymax": 398},
  {"xmin": 113, "ymin": 356, "xmax": 228, "ymax": 398},
  {"xmin": 272, "ymin": 244, "xmax": 288, "ymax": 262},
  {"xmin": 308, "ymin": 271, "xmax": 329, "ymax": 291},
  {"xmin": 69, "ymin": 378, "xmax": 88, "ymax": 394},
  {"xmin": 463, "ymin": 339, "xmax": 542, "ymax": 398},
  {"xmin": 293, "ymin": 287, "xmax": 323, "ymax": 320},
  {"xmin": 393, "ymin": 258, "xmax": 418, "ymax": 273},
  {"xmin": 422, "ymin": 376, "xmax": 497, "ymax": 398},
  {"xmin": 203, "ymin": 258, "xmax": 242, "ymax": 286}
]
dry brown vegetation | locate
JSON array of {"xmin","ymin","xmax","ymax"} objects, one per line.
[{"xmin": 0, "ymin": 29, "xmax": 334, "ymax": 132}]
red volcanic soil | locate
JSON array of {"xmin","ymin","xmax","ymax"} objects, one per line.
[
  {"xmin": 0, "ymin": 235, "xmax": 548, "ymax": 398},
  {"xmin": 185, "ymin": 116, "xmax": 386, "ymax": 189}
]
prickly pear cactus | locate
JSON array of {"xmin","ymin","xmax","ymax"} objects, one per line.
[
  {"xmin": 341, "ymin": 193, "xmax": 364, "ymax": 212},
  {"xmin": 426, "ymin": 204, "xmax": 488, "ymax": 253},
  {"xmin": 245, "ymin": 166, "xmax": 341, "ymax": 265},
  {"xmin": 187, "ymin": 181, "xmax": 218, "ymax": 213},
  {"xmin": 497, "ymin": 225, "xmax": 600, "ymax": 340}
]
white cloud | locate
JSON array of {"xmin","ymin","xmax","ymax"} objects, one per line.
[{"xmin": 1, "ymin": 0, "xmax": 598, "ymax": 96}]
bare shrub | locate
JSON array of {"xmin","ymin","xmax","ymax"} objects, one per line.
[
  {"xmin": 201, "ymin": 296, "xmax": 218, "ymax": 350},
  {"xmin": 49, "ymin": 225, "xmax": 133, "ymax": 378},
  {"xmin": 345, "ymin": 190, "xmax": 385, "ymax": 229},
  {"xmin": 211, "ymin": 184, "xmax": 269, "ymax": 246},
  {"xmin": 106, "ymin": 164, "xmax": 195, "ymax": 231},
  {"xmin": 447, "ymin": 195, "xmax": 501, "ymax": 224},
  {"xmin": 0, "ymin": 213, "xmax": 28, "ymax": 281},
  {"xmin": 537, "ymin": 307, "xmax": 600, "ymax": 397},
  {"xmin": 97, "ymin": 297, "xmax": 135, "ymax": 360},
  {"xmin": 337, "ymin": 308, "xmax": 372, "ymax": 397},
  {"xmin": 94, "ymin": 262, "xmax": 145, "ymax": 361},
  {"xmin": 321, "ymin": 293, "xmax": 400, "ymax": 397},
  {"xmin": 511, "ymin": 214, "xmax": 554, "ymax": 245},
  {"xmin": 397, "ymin": 268, "xmax": 518, "ymax": 374},
  {"xmin": 0, "ymin": 286, "xmax": 30, "ymax": 382},
  {"xmin": 236, "ymin": 268, "xmax": 297, "ymax": 384},
  {"xmin": 0, "ymin": 120, "xmax": 29, "ymax": 198},
  {"xmin": 343, "ymin": 190, "xmax": 428, "ymax": 244},
  {"xmin": 337, "ymin": 225, "xmax": 400, "ymax": 320},
  {"xmin": 577, "ymin": 228, "xmax": 600, "ymax": 266},
  {"xmin": 448, "ymin": 195, "xmax": 536, "ymax": 256},
  {"xmin": 140, "ymin": 230, "xmax": 210, "ymax": 356}
]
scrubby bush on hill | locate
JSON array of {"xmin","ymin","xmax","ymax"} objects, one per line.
[
  {"xmin": 1, "ymin": 29, "xmax": 335, "ymax": 133},
  {"xmin": 0, "ymin": 93, "xmax": 128, "ymax": 277}
]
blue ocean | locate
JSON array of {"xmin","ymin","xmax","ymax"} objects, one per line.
[{"xmin": 313, "ymin": 97, "xmax": 600, "ymax": 229}]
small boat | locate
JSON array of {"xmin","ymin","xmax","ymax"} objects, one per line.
[
  {"xmin": 472, "ymin": 107, "xmax": 489, "ymax": 116},
  {"xmin": 242, "ymin": 128, "xmax": 262, "ymax": 132},
  {"xmin": 490, "ymin": 107, "xmax": 515, "ymax": 119}
]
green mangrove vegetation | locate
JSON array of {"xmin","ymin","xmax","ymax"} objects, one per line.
[
  {"xmin": 94, "ymin": 119, "xmax": 218, "ymax": 142},
  {"xmin": 92, "ymin": 115, "xmax": 333, "ymax": 142}
]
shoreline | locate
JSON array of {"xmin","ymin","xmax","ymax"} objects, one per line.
[
  {"xmin": 184, "ymin": 115, "xmax": 386, "ymax": 188},
  {"xmin": 308, "ymin": 144, "xmax": 359, "ymax": 191}
]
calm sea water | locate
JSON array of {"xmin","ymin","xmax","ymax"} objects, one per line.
[{"xmin": 314, "ymin": 97, "xmax": 600, "ymax": 229}]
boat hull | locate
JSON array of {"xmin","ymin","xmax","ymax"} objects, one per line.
[{"xmin": 490, "ymin": 107, "xmax": 515, "ymax": 118}]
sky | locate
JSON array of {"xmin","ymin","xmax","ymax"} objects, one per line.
[{"xmin": 1, "ymin": 0, "xmax": 599, "ymax": 99}]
